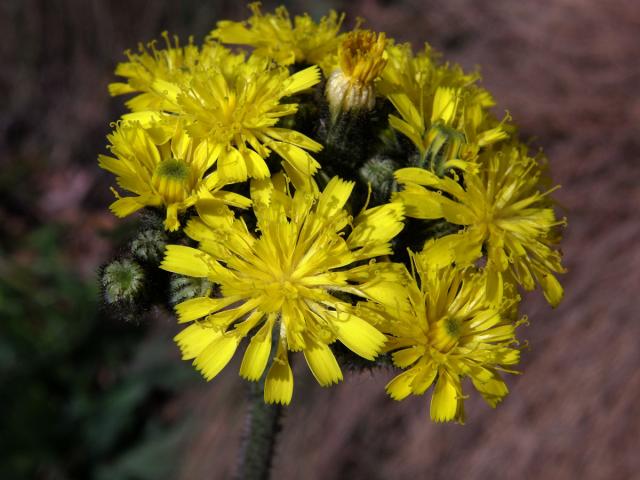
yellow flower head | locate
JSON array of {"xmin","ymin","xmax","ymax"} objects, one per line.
[
  {"xmin": 381, "ymin": 45, "xmax": 508, "ymax": 171},
  {"xmin": 160, "ymin": 175, "xmax": 405, "ymax": 404},
  {"xmin": 130, "ymin": 54, "xmax": 324, "ymax": 186},
  {"xmin": 394, "ymin": 144, "xmax": 566, "ymax": 306},
  {"xmin": 325, "ymin": 30, "xmax": 388, "ymax": 117},
  {"xmin": 210, "ymin": 3, "xmax": 344, "ymax": 70},
  {"xmin": 109, "ymin": 33, "xmax": 239, "ymax": 112},
  {"xmin": 98, "ymin": 122, "xmax": 250, "ymax": 230},
  {"xmin": 365, "ymin": 255, "xmax": 522, "ymax": 423}
]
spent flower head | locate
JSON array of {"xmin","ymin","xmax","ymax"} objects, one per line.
[{"xmin": 325, "ymin": 30, "xmax": 388, "ymax": 118}]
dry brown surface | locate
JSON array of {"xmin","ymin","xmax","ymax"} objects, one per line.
[{"xmin": 2, "ymin": 1, "xmax": 638, "ymax": 479}]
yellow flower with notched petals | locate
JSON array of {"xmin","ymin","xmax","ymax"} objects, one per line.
[
  {"xmin": 129, "ymin": 54, "xmax": 323, "ymax": 186},
  {"xmin": 160, "ymin": 175, "xmax": 405, "ymax": 404},
  {"xmin": 381, "ymin": 44, "xmax": 508, "ymax": 172},
  {"xmin": 361, "ymin": 254, "xmax": 522, "ymax": 423},
  {"xmin": 394, "ymin": 144, "xmax": 566, "ymax": 306},
  {"xmin": 210, "ymin": 3, "xmax": 344, "ymax": 71},
  {"xmin": 99, "ymin": 122, "xmax": 250, "ymax": 230},
  {"xmin": 109, "ymin": 33, "xmax": 242, "ymax": 112}
]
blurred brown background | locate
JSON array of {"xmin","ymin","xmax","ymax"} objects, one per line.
[{"xmin": 1, "ymin": 0, "xmax": 639, "ymax": 479}]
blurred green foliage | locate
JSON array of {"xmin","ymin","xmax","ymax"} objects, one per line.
[{"xmin": 0, "ymin": 226, "xmax": 197, "ymax": 480}]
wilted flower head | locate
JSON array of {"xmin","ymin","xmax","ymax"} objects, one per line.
[{"xmin": 325, "ymin": 30, "xmax": 388, "ymax": 118}]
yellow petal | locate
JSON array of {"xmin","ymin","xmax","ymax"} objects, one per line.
[
  {"xmin": 243, "ymin": 149, "xmax": 270, "ymax": 179},
  {"xmin": 332, "ymin": 312, "xmax": 386, "ymax": 360},
  {"xmin": 175, "ymin": 297, "xmax": 238, "ymax": 324},
  {"xmin": 485, "ymin": 268, "xmax": 504, "ymax": 306},
  {"xmin": 194, "ymin": 200, "xmax": 235, "ymax": 231},
  {"xmin": 270, "ymin": 142, "xmax": 320, "ymax": 177},
  {"xmin": 282, "ymin": 160, "xmax": 319, "ymax": 195},
  {"xmin": 471, "ymin": 372, "xmax": 509, "ymax": 408},
  {"xmin": 213, "ymin": 190, "xmax": 252, "ymax": 209},
  {"xmin": 121, "ymin": 111, "xmax": 163, "ymax": 127},
  {"xmin": 348, "ymin": 202, "xmax": 404, "ymax": 250},
  {"xmin": 160, "ymin": 245, "xmax": 212, "ymax": 277},
  {"xmin": 388, "ymin": 93, "xmax": 424, "ymax": 132},
  {"xmin": 303, "ymin": 337, "xmax": 343, "ymax": 387},
  {"xmin": 538, "ymin": 272, "xmax": 564, "ymax": 307},
  {"xmin": 151, "ymin": 78, "xmax": 181, "ymax": 105},
  {"xmin": 431, "ymin": 87, "xmax": 460, "ymax": 124},
  {"xmin": 174, "ymin": 322, "xmax": 223, "ymax": 360},
  {"xmin": 394, "ymin": 168, "xmax": 441, "ymax": 187},
  {"xmin": 477, "ymin": 127, "xmax": 508, "ymax": 147},
  {"xmin": 316, "ymin": 177, "xmax": 354, "ymax": 218},
  {"xmin": 171, "ymin": 123, "xmax": 190, "ymax": 161},
  {"xmin": 108, "ymin": 82, "xmax": 135, "ymax": 96},
  {"xmin": 393, "ymin": 185, "xmax": 444, "ymax": 220},
  {"xmin": 239, "ymin": 319, "xmax": 275, "ymax": 381},
  {"xmin": 264, "ymin": 340, "xmax": 294, "ymax": 405},
  {"xmin": 264, "ymin": 128, "xmax": 323, "ymax": 152},
  {"xmin": 391, "ymin": 346, "xmax": 422, "ymax": 368},
  {"xmin": 386, "ymin": 369, "xmax": 418, "ymax": 401},
  {"xmin": 98, "ymin": 154, "xmax": 131, "ymax": 178},
  {"xmin": 218, "ymin": 148, "xmax": 248, "ymax": 182},
  {"xmin": 430, "ymin": 370, "xmax": 460, "ymax": 422},
  {"xmin": 282, "ymin": 65, "xmax": 321, "ymax": 96},
  {"xmin": 250, "ymin": 177, "xmax": 274, "ymax": 208},
  {"xmin": 193, "ymin": 141, "xmax": 222, "ymax": 172},
  {"xmin": 194, "ymin": 334, "xmax": 240, "ymax": 380},
  {"xmin": 389, "ymin": 115, "xmax": 423, "ymax": 152},
  {"xmin": 163, "ymin": 203, "xmax": 180, "ymax": 231},
  {"xmin": 410, "ymin": 363, "xmax": 438, "ymax": 395},
  {"xmin": 109, "ymin": 197, "xmax": 146, "ymax": 217},
  {"xmin": 420, "ymin": 236, "xmax": 457, "ymax": 269}
]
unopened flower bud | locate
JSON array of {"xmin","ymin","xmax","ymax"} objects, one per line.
[
  {"xmin": 102, "ymin": 258, "xmax": 145, "ymax": 304},
  {"xmin": 131, "ymin": 229, "xmax": 167, "ymax": 263}
]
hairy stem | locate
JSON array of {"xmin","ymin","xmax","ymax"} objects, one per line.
[{"xmin": 235, "ymin": 381, "xmax": 283, "ymax": 480}]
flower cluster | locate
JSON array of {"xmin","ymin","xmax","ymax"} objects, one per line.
[{"xmin": 99, "ymin": 3, "xmax": 566, "ymax": 423}]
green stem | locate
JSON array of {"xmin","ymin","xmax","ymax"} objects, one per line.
[{"xmin": 235, "ymin": 381, "xmax": 283, "ymax": 480}]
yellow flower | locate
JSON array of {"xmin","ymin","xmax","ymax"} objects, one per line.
[
  {"xmin": 98, "ymin": 122, "xmax": 250, "ymax": 230},
  {"xmin": 394, "ymin": 144, "xmax": 566, "ymax": 306},
  {"xmin": 381, "ymin": 44, "xmax": 508, "ymax": 172},
  {"xmin": 160, "ymin": 175, "xmax": 405, "ymax": 404},
  {"xmin": 128, "ymin": 54, "xmax": 323, "ymax": 186},
  {"xmin": 362, "ymin": 255, "xmax": 522, "ymax": 423},
  {"xmin": 210, "ymin": 3, "xmax": 344, "ymax": 71},
  {"xmin": 109, "ymin": 33, "xmax": 241, "ymax": 112}
]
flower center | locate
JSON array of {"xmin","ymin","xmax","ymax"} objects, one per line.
[
  {"xmin": 429, "ymin": 316, "xmax": 462, "ymax": 353},
  {"xmin": 152, "ymin": 158, "xmax": 193, "ymax": 204}
]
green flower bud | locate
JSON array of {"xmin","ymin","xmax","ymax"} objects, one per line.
[
  {"xmin": 102, "ymin": 258, "xmax": 144, "ymax": 304},
  {"xmin": 170, "ymin": 275, "xmax": 213, "ymax": 305},
  {"xmin": 359, "ymin": 156, "xmax": 398, "ymax": 202},
  {"xmin": 131, "ymin": 229, "xmax": 167, "ymax": 263}
]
